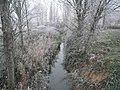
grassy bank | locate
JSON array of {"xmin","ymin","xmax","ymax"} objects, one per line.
[
  {"xmin": 92, "ymin": 29, "xmax": 120, "ymax": 90},
  {"xmin": 66, "ymin": 29, "xmax": 120, "ymax": 90}
]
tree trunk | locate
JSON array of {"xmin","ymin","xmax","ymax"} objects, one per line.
[
  {"xmin": 25, "ymin": 0, "xmax": 30, "ymax": 37},
  {"xmin": 49, "ymin": 1, "xmax": 53, "ymax": 23},
  {"xmin": 1, "ymin": 0, "xmax": 15, "ymax": 90},
  {"xmin": 18, "ymin": 0, "xmax": 24, "ymax": 55}
]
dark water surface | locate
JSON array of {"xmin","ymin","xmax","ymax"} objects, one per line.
[{"xmin": 49, "ymin": 43, "xmax": 69, "ymax": 90}]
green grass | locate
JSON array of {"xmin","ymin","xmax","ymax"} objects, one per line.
[{"xmin": 92, "ymin": 29, "xmax": 120, "ymax": 90}]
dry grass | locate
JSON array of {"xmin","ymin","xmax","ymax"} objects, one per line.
[{"xmin": 15, "ymin": 30, "xmax": 60, "ymax": 89}]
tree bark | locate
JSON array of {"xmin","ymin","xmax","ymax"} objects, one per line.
[{"xmin": 1, "ymin": 0, "xmax": 15, "ymax": 90}]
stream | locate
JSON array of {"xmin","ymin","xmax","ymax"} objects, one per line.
[{"xmin": 49, "ymin": 43, "xmax": 69, "ymax": 90}]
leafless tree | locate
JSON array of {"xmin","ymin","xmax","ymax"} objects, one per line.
[
  {"xmin": 0, "ymin": 0, "xmax": 15, "ymax": 89},
  {"xmin": 14, "ymin": 0, "xmax": 24, "ymax": 55}
]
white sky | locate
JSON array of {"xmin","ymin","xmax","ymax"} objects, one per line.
[{"xmin": 29, "ymin": 0, "xmax": 63, "ymax": 19}]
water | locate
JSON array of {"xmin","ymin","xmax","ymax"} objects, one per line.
[{"xmin": 49, "ymin": 43, "xmax": 69, "ymax": 90}]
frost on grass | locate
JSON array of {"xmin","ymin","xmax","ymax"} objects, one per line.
[{"xmin": 0, "ymin": 26, "xmax": 61, "ymax": 89}]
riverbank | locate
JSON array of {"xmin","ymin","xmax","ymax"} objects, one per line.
[
  {"xmin": 64, "ymin": 29, "xmax": 120, "ymax": 90},
  {"xmin": 24, "ymin": 26, "xmax": 61, "ymax": 90},
  {"xmin": 0, "ymin": 26, "xmax": 61, "ymax": 90}
]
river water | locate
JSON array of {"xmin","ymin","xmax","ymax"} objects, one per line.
[{"xmin": 49, "ymin": 43, "xmax": 69, "ymax": 90}]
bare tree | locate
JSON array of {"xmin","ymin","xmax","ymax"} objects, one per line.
[
  {"xmin": 85, "ymin": 0, "xmax": 112, "ymax": 53},
  {"xmin": 49, "ymin": 1, "xmax": 53, "ymax": 23},
  {"xmin": 25, "ymin": 0, "xmax": 30, "ymax": 37},
  {"xmin": 14, "ymin": 0, "xmax": 24, "ymax": 55},
  {"xmin": 0, "ymin": 0, "xmax": 15, "ymax": 89}
]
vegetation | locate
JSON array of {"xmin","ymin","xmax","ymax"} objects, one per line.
[
  {"xmin": 93, "ymin": 29, "xmax": 120, "ymax": 90},
  {"xmin": 0, "ymin": 0, "xmax": 120, "ymax": 90}
]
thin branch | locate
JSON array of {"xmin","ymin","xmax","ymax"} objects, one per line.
[
  {"xmin": 114, "ymin": 5, "xmax": 120, "ymax": 10},
  {"xmin": 0, "ymin": 53, "xmax": 4, "ymax": 60}
]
